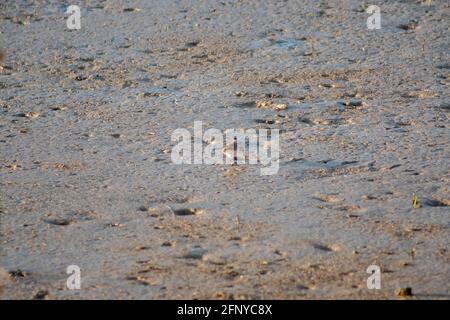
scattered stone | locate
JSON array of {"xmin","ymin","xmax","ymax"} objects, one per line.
[
  {"xmin": 6, "ymin": 163, "xmax": 17, "ymax": 170},
  {"xmin": 126, "ymin": 276, "xmax": 156, "ymax": 286},
  {"xmin": 312, "ymin": 243, "xmax": 333, "ymax": 252},
  {"xmin": 336, "ymin": 205, "xmax": 362, "ymax": 212},
  {"xmin": 254, "ymin": 118, "xmax": 277, "ymax": 125},
  {"xmin": 402, "ymin": 261, "xmax": 413, "ymax": 267},
  {"xmin": 409, "ymin": 248, "xmax": 416, "ymax": 259},
  {"xmin": 75, "ymin": 75, "xmax": 87, "ymax": 81},
  {"xmin": 344, "ymin": 92, "xmax": 363, "ymax": 99},
  {"xmin": 274, "ymin": 249, "xmax": 288, "ymax": 257},
  {"xmin": 191, "ymin": 53, "xmax": 208, "ymax": 59},
  {"xmin": 340, "ymin": 100, "xmax": 365, "ymax": 108},
  {"xmin": 313, "ymin": 194, "xmax": 340, "ymax": 203},
  {"xmin": 33, "ymin": 289, "xmax": 49, "ymax": 300},
  {"xmin": 225, "ymin": 270, "xmax": 240, "ymax": 279},
  {"xmin": 296, "ymin": 285, "xmax": 309, "ymax": 291},
  {"xmin": 140, "ymin": 206, "xmax": 160, "ymax": 217},
  {"xmin": 135, "ymin": 245, "xmax": 150, "ymax": 251},
  {"xmin": 143, "ymin": 92, "xmax": 163, "ymax": 97},
  {"xmin": 423, "ymin": 198, "xmax": 450, "ymax": 207},
  {"xmin": 404, "ymin": 90, "xmax": 434, "ymax": 99},
  {"xmin": 214, "ymin": 292, "xmax": 226, "ymax": 299},
  {"xmin": 436, "ymin": 63, "xmax": 450, "ymax": 70},
  {"xmin": 16, "ymin": 112, "xmax": 39, "ymax": 119},
  {"xmin": 185, "ymin": 40, "xmax": 200, "ymax": 48},
  {"xmin": 79, "ymin": 56, "xmax": 95, "ymax": 62},
  {"xmin": 111, "ymin": 133, "xmax": 121, "ymax": 138},
  {"xmin": 173, "ymin": 208, "xmax": 203, "ymax": 216},
  {"xmin": 106, "ymin": 222, "xmax": 122, "ymax": 228},
  {"xmin": 123, "ymin": 8, "xmax": 141, "ymax": 12},
  {"xmin": 255, "ymin": 101, "xmax": 288, "ymax": 110},
  {"xmin": 44, "ymin": 218, "xmax": 72, "ymax": 226},
  {"xmin": 437, "ymin": 103, "xmax": 450, "ymax": 112},
  {"xmin": 9, "ymin": 269, "xmax": 26, "ymax": 277},
  {"xmin": 161, "ymin": 241, "xmax": 174, "ymax": 247},
  {"xmin": 50, "ymin": 106, "xmax": 66, "ymax": 111},
  {"xmin": 182, "ymin": 246, "xmax": 207, "ymax": 260},
  {"xmin": 399, "ymin": 21, "xmax": 419, "ymax": 31},
  {"xmin": 235, "ymin": 91, "xmax": 248, "ymax": 97},
  {"xmin": 272, "ymin": 104, "xmax": 287, "ymax": 111},
  {"xmin": 395, "ymin": 287, "xmax": 413, "ymax": 297},
  {"xmin": 298, "ymin": 117, "xmax": 315, "ymax": 125},
  {"xmin": 319, "ymin": 83, "xmax": 336, "ymax": 88},
  {"xmin": 264, "ymin": 93, "xmax": 283, "ymax": 99},
  {"xmin": 362, "ymin": 195, "xmax": 378, "ymax": 200}
]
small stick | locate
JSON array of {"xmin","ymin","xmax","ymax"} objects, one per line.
[
  {"xmin": 166, "ymin": 205, "xmax": 176, "ymax": 218},
  {"xmin": 235, "ymin": 215, "xmax": 241, "ymax": 228},
  {"xmin": 411, "ymin": 193, "xmax": 418, "ymax": 209}
]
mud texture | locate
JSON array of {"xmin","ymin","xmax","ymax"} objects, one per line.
[{"xmin": 0, "ymin": 0, "xmax": 449, "ymax": 299}]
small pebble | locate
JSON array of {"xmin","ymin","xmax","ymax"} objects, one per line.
[
  {"xmin": 33, "ymin": 289, "xmax": 49, "ymax": 300},
  {"xmin": 399, "ymin": 21, "xmax": 419, "ymax": 31},
  {"xmin": 123, "ymin": 8, "xmax": 141, "ymax": 12},
  {"xmin": 173, "ymin": 208, "xmax": 203, "ymax": 216},
  {"xmin": 17, "ymin": 112, "xmax": 39, "ymax": 119},
  {"xmin": 183, "ymin": 246, "xmax": 207, "ymax": 260},
  {"xmin": 161, "ymin": 241, "xmax": 174, "ymax": 247},
  {"xmin": 396, "ymin": 287, "xmax": 413, "ymax": 297},
  {"xmin": 255, "ymin": 101, "xmax": 288, "ymax": 110},
  {"xmin": 44, "ymin": 218, "xmax": 72, "ymax": 226},
  {"xmin": 9, "ymin": 269, "xmax": 26, "ymax": 277}
]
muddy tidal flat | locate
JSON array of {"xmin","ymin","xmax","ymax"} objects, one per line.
[{"xmin": 0, "ymin": 0, "xmax": 449, "ymax": 299}]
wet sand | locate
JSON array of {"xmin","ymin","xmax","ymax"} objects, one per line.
[{"xmin": 0, "ymin": 0, "xmax": 449, "ymax": 299}]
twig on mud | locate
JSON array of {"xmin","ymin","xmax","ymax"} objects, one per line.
[{"xmin": 166, "ymin": 205, "xmax": 176, "ymax": 218}]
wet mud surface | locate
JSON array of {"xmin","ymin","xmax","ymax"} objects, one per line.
[{"xmin": 0, "ymin": 0, "xmax": 449, "ymax": 299}]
